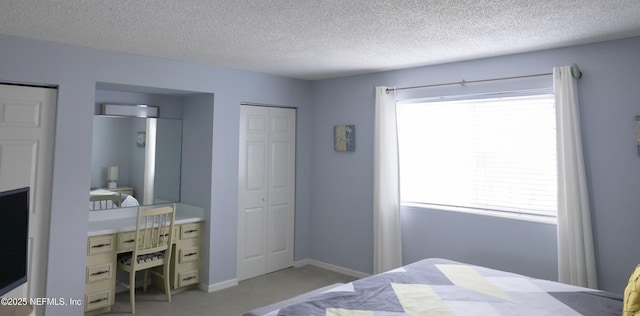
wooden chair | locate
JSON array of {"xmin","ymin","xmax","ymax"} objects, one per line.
[
  {"xmin": 90, "ymin": 193, "xmax": 121, "ymax": 210},
  {"xmin": 117, "ymin": 204, "xmax": 176, "ymax": 313}
]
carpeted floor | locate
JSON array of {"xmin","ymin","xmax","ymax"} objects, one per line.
[{"xmin": 105, "ymin": 264, "xmax": 358, "ymax": 315}]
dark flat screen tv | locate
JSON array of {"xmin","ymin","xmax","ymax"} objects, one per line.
[{"xmin": 0, "ymin": 187, "xmax": 29, "ymax": 297}]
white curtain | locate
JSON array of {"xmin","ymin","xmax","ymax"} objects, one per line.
[
  {"xmin": 373, "ymin": 86, "xmax": 403, "ymax": 274},
  {"xmin": 554, "ymin": 65, "xmax": 598, "ymax": 289}
]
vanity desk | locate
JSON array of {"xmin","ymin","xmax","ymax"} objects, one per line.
[{"xmin": 85, "ymin": 203, "xmax": 205, "ymax": 314}]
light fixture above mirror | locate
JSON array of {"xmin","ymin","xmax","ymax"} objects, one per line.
[{"xmin": 102, "ymin": 104, "xmax": 159, "ymax": 118}]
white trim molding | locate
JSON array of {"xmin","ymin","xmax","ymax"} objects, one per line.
[{"xmin": 201, "ymin": 279, "xmax": 238, "ymax": 293}]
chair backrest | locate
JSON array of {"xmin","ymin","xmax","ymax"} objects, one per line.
[
  {"xmin": 132, "ymin": 204, "xmax": 176, "ymax": 258},
  {"xmin": 90, "ymin": 193, "xmax": 121, "ymax": 210}
]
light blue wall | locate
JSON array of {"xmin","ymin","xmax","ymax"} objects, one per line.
[
  {"xmin": 179, "ymin": 93, "xmax": 215, "ymax": 285},
  {"xmin": 0, "ymin": 34, "xmax": 312, "ymax": 315},
  {"xmin": 401, "ymin": 207, "xmax": 558, "ymax": 280},
  {"xmin": 310, "ymin": 37, "xmax": 640, "ymax": 294}
]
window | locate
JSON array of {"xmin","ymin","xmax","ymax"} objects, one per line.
[{"xmin": 397, "ymin": 94, "xmax": 557, "ymax": 222}]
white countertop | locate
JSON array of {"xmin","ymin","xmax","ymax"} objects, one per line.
[{"xmin": 88, "ymin": 203, "xmax": 205, "ymax": 236}]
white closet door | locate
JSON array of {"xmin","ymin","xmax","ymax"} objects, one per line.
[
  {"xmin": 264, "ymin": 107, "xmax": 296, "ymax": 273},
  {"xmin": 237, "ymin": 105, "xmax": 295, "ymax": 281},
  {"xmin": 0, "ymin": 84, "xmax": 56, "ymax": 310},
  {"xmin": 238, "ymin": 105, "xmax": 269, "ymax": 280}
]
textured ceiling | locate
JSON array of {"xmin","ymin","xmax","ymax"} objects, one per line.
[{"xmin": 1, "ymin": 1, "xmax": 640, "ymax": 80}]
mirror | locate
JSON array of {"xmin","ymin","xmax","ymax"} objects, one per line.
[{"xmin": 90, "ymin": 116, "xmax": 182, "ymax": 209}]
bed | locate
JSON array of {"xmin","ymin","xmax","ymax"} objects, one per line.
[
  {"xmin": 245, "ymin": 258, "xmax": 623, "ymax": 316},
  {"xmin": 89, "ymin": 188, "xmax": 140, "ymax": 210}
]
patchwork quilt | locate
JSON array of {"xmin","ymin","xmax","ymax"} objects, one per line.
[{"xmin": 275, "ymin": 258, "xmax": 622, "ymax": 316}]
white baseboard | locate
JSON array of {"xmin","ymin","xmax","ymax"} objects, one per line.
[
  {"xmin": 294, "ymin": 259, "xmax": 370, "ymax": 279},
  {"xmin": 202, "ymin": 278, "xmax": 238, "ymax": 293},
  {"xmin": 293, "ymin": 258, "xmax": 311, "ymax": 268}
]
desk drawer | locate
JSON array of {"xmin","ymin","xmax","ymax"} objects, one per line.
[
  {"xmin": 179, "ymin": 246, "xmax": 199, "ymax": 263},
  {"xmin": 87, "ymin": 235, "xmax": 115, "ymax": 255},
  {"xmin": 86, "ymin": 263, "xmax": 112, "ymax": 283},
  {"xmin": 118, "ymin": 229, "xmax": 174, "ymax": 252},
  {"xmin": 117, "ymin": 232, "xmax": 137, "ymax": 251},
  {"xmin": 177, "ymin": 270, "xmax": 199, "ymax": 287},
  {"xmin": 180, "ymin": 223, "xmax": 200, "ymax": 240},
  {"xmin": 85, "ymin": 290, "xmax": 112, "ymax": 311}
]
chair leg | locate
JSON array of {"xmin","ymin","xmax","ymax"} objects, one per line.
[
  {"xmin": 164, "ymin": 264, "xmax": 172, "ymax": 303},
  {"xmin": 129, "ymin": 271, "xmax": 136, "ymax": 314}
]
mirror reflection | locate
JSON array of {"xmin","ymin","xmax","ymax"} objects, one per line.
[{"xmin": 90, "ymin": 116, "xmax": 182, "ymax": 210}]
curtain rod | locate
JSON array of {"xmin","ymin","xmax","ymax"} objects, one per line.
[
  {"xmin": 386, "ymin": 64, "xmax": 582, "ymax": 94},
  {"xmin": 386, "ymin": 73, "xmax": 551, "ymax": 94}
]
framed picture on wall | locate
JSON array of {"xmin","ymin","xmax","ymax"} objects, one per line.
[{"xmin": 334, "ymin": 124, "xmax": 355, "ymax": 152}]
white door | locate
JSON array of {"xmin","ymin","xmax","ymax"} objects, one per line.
[
  {"xmin": 237, "ymin": 105, "xmax": 295, "ymax": 281},
  {"xmin": 0, "ymin": 84, "xmax": 56, "ymax": 306}
]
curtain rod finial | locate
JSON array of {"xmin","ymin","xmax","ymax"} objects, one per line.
[{"xmin": 571, "ymin": 63, "xmax": 582, "ymax": 79}]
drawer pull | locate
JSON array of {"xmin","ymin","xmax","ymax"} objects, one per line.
[
  {"xmin": 91, "ymin": 243, "xmax": 111, "ymax": 248},
  {"xmin": 123, "ymin": 239, "xmax": 135, "ymax": 244},
  {"xmin": 184, "ymin": 229, "xmax": 198, "ymax": 234},
  {"xmin": 89, "ymin": 297, "xmax": 107, "ymax": 304},
  {"xmin": 184, "ymin": 252, "xmax": 198, "ymax": 257},
  {"xmin": 90, "ymin": 270, "xmax": 109, "ymax": 276},
  {"xmin": 182, "ymin": 276, "xmax": 196, "ymax": 281}
]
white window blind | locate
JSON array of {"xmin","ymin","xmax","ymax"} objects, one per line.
[{"xmin": 397, "ymin": 94, "xmax": 557, "ymax": 219}]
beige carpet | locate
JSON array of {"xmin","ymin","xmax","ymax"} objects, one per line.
[{"xmin": 105, "ymin": 264, "xmax": 358, "ymax": 315}]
